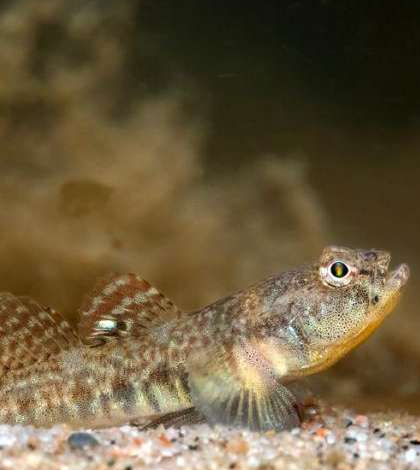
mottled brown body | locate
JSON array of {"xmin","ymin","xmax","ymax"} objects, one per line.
[{"xmin": 0, "ymin": 247, "xmax": 410, "ymax": 430}]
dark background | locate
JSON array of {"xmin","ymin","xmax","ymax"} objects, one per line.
[
  {"xmin": 0, "ymin": 0, "xmax": 419, "ymax": 412},
  {"xmin": 137, "ymin": 0, "xmax": 420, "ymax": 253}
]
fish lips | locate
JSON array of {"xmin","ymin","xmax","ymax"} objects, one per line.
[{"xmin": 386, "ymin": 263, "xmax": 410, "ymax": 290}]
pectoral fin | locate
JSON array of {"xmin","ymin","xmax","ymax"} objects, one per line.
[{"xmin": 187, "ymin": 340, "xmax": 301, "ymax": 431}]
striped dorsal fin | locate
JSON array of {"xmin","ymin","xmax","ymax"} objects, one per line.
[
  {"xmin": 78, "ymin": 273, "xmax": 183, "ymax": 346},
  {"xmin": 0, "ymin": 293, "xmax": 80, "ymax": 374}
]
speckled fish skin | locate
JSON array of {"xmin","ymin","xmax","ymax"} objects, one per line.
[{"xmin": 0, "ymin": 246, "xmax": 410, "ymax": 430}]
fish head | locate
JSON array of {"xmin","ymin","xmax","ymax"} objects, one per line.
[{"xmin": 269, "ymin": 246, "xmax": 409, "ymax": 375}]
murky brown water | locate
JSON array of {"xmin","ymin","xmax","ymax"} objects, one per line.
[{"xmin": 0, "ymin": 0, "xmax": 419, "ymax": 413}]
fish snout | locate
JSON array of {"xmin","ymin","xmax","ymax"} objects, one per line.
[{"xmin": 362, "ymin": 249, "xmax": 391, "ymax": 270}]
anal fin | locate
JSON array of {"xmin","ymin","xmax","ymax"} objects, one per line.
[{"xmin": 187, "ymin": 339, "xmax": 302, "ymax": 431}]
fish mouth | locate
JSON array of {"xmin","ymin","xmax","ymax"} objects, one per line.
[
  {"xmin": 386, "ymin": 263, "xmax": 410, "ymax": 290},
  {"xmin": 364, "ymin": 249, "xmax": 409, "ymax": 292},
  {"xmin": 372, "ymin": 261, "xmax": 410, "ymax": 322}
]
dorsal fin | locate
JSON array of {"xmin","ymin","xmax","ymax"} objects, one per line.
[
  {"xmin": 78, "ymin": 273, "xmax": 183, "ymax": 346},
  {"xmin": 0, "ymin": 293, "xmax": 80, "ymax": 373}
]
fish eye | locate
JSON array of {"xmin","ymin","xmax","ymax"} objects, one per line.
[
  {"xmin": 320, "ymin": 259, "xmax": 354, "ymax": 287},
  {"xmin": 329, "ymin": 261, "xmax": 349, "ymax": 279}
]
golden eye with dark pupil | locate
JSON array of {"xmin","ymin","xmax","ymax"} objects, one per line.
[{"xmin": 330, "ymin": 261, "xmax": 349, "ymax": 278}]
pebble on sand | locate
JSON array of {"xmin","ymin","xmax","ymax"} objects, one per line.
[{"xmin": 67, "ymin": 432, "xmax": 99, "ymax": 450}]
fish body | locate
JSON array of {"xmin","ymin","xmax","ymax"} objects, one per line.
[{"xmin": 0, "ymin": 246, "xmax": 410, "ymax": 430}]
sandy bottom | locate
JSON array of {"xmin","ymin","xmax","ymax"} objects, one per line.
[{"xmin": 0, "ymin": 408, "xmax": 419, "ymax": 469}]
